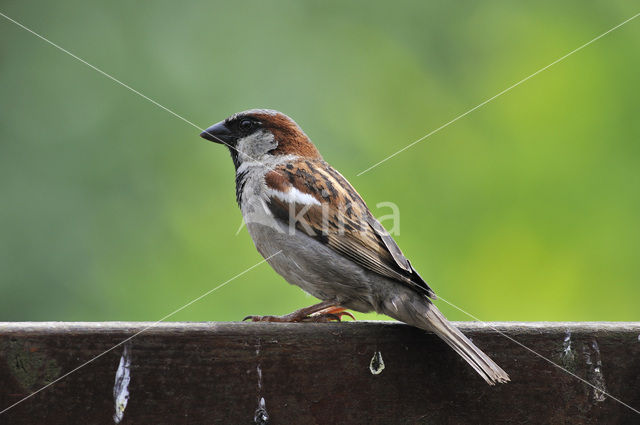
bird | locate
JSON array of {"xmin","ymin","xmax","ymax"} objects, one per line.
[{"xmin": 200, "ymin": 109, "xmax": 509, "ymax": 385}]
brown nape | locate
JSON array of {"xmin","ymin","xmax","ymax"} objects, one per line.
[{"xmin": 254, "ymin": 112, "xmax": 322, "ymax": 159}]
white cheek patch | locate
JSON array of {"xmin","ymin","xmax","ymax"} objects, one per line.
[
  {"xmin": 236, "ymin": 131, "xmax": 277, "ymax": 163},
  {"xmin": 268, "ymin": 187, "xmax": 321, "ymax": 206},
  {"xmin": 235, "ymin": 137, "xmax": 252, "ymax": 157}
]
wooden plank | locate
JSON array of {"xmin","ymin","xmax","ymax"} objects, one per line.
[{"xmin": 0, "ymin": 322, "xmax": 639, "ymax": 424}]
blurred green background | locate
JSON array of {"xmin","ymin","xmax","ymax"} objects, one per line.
[{"xmin": 1, "ymin": 1, "xmax": 638, "ymax": 322}]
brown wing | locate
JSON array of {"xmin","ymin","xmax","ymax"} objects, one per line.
[{"xmin": 264, "ymin": 159, "xmax": 435, "ymax": 299}]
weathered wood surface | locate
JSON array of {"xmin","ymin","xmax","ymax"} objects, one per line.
[{"xmin": 0, "ymin": 322, "xmax": 639, "ymax": 424}]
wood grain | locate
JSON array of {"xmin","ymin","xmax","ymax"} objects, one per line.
[{"xmin": 1, "ymin": 322, "xmax": 639, "ymax": 424}]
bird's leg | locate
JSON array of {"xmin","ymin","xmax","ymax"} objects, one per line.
[{"xmin": 243, "ymin": 301, "xmax": 354, "ymax": 322}]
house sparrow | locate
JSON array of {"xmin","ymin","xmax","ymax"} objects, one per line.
[{"xmin": 200, "ymin": 109, "xmax": 509, "ymax": 385}]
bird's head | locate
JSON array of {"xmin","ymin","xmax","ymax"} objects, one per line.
[{"xmin": 200, "ymin": 109, "xmax": 321, "ymax": 169}]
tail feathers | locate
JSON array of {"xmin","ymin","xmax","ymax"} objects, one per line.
[{"xmin": 423, "ymin": 305, "xmax": 510, "ymax": 385}]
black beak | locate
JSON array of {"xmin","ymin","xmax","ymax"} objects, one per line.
[{"xmin": 200, "ymin": 121, "xmax": 235, "ymax": 145}]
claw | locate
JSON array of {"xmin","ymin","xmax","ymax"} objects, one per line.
[
  {"xmin": 309, "ymin": 307, "xmax": 356, "ymax": 322},
  {"xmin": 335, "ymin": 310, "xmax": 356, "ymax": 321},
  {"xmin": 242, "ymin": 302, "xmax": 355, "ymax": 323},
  {"xmin": 242, "ymin": 315, "xmax": 287, "ymax": 322},
  {"xmin": 300, "ymin": 313, "xmax": 338, "ymax": 323}
]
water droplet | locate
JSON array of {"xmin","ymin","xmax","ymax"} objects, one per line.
[
  {"xmin": 113, "ymin": 342, "xmax": 132, "ymax": 424},
  {"xmin": 254, "ymin": 397, "xmax": 269, "ymax": 424},
  {"xmin": 370, "ymin": 351, "xmax": 385, "ymax": 375}
]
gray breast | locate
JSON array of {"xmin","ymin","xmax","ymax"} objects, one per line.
[{"xmin": 246, "ymin": 220, "xmax": 384, "ymax": 313}]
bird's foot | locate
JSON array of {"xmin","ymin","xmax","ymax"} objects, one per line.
[
  {"xmin": 243, "ymin": 301, "xmax": 355, "ymax": 323},
  {"xmin": 243, "ymin": 314, "xmax": 301, "ymax": 322},
  {"xmin": 308, "ymin": 306, "xmax": 356, "ymax": 322}
]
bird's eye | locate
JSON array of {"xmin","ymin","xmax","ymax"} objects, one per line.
[{"xmin": 239, "ymin": 119, "xmax": 254, "ymax": 132}]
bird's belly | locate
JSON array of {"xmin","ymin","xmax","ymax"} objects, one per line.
[{"xmin": 245, "ymin": 221, "xmax": 376, "ymax": 312}]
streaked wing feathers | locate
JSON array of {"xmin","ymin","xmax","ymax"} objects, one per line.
[{"xmin": 264, "ymin": 159, "xmax": 435, "ymax": 299}]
